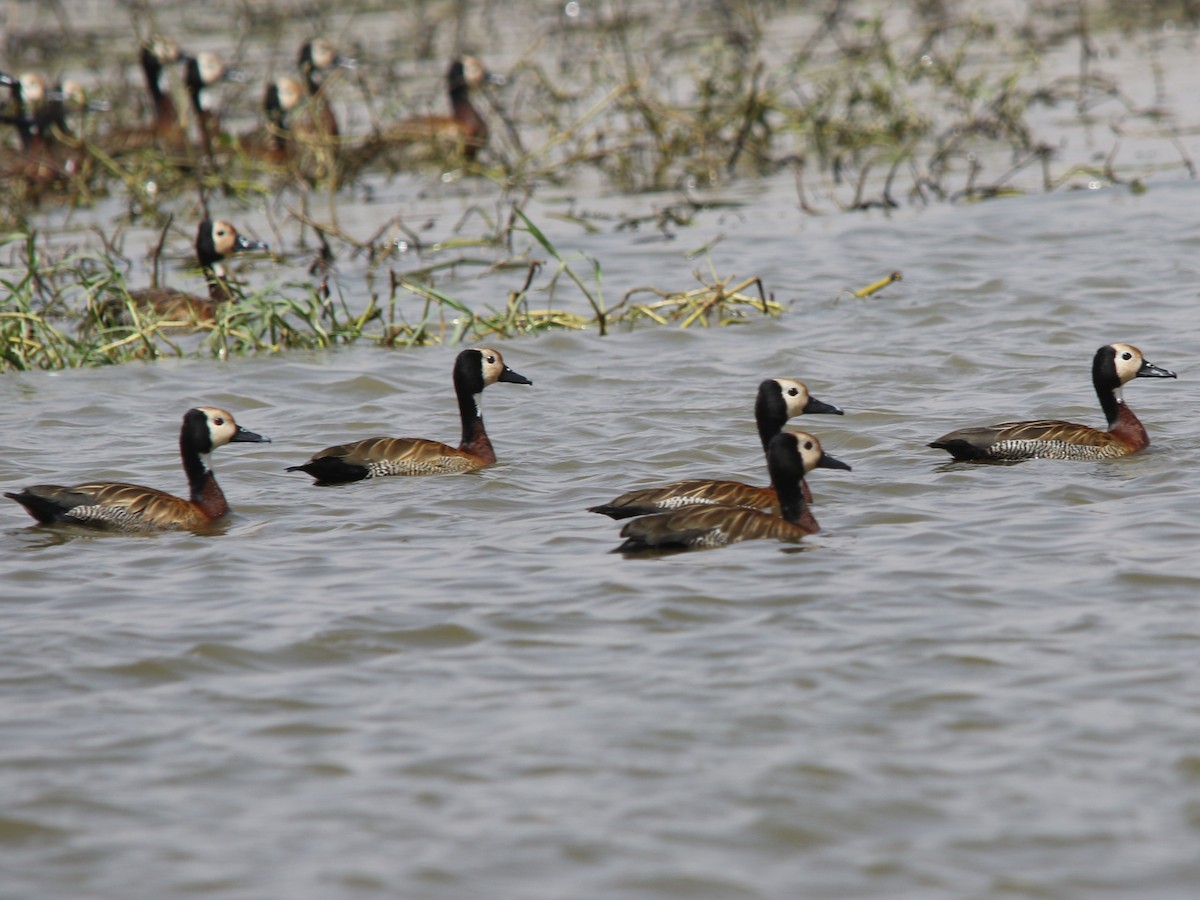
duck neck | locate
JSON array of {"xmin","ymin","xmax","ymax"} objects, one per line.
[
  {"xmin": 774, "ymin": 473, "xmax": 806, "ymax": 524},
  {"xmin": 142, "ymin": 48, "xmax": 165, "ymax": 102},
  {"xmin": 44, "ymin": 100, "xmax": 74, "ymax": 143},
  {"xmin": 1107, "ymin": 389, "xmax": 1149, "ymax": 446},
  {"xmin": 454, "ymin": 360, "xmax": 496, "ymax": 463},
  {"xmin": 8, "ymin": 113, "xmax": 37, "ymax": 152},
  {"xmin": 456, "ymin": 386, "xmax": 495, "ymax": 463},
  {"xmin": 7, "ymin": 88, "xmax": 38, "ymax": 151},
  {"xmin": 1097, "ymin": 382, "xmax": 1122, "ymax": 430},
  {"xmin": 194, "ymin": 104, "xmax": 216, "ymax": 156},
  {"xmin": 185, "ymin": 71, "xmax": 216, "ymax": 156},
  {"xmin": 754, "ymin": 384, "xmax": 786, "ymax": 451},
  {"xmin": 448, "ymin": 70, "xmax": 469, "ymax": 105},
  {"xmin": 204, "ymin": 262, "xmax": 236, "ymax": 304},
  {"xmin": 448, "ymin": 77, "xmax": 482, "ymax": 128},
  {"xmin": 302, "ymin": 65, "xmax": 322, "ymax": 98},
  {"xmin": 766, "ymin": 442, "xmax": 807, "ymax": 524},
  {"xmin": 182, "ymin": 444, "xmax": 229, "ymax": 519},
  {"xmin": 142, "ymin": 49, "xmax": 178, "ymax": 126}
]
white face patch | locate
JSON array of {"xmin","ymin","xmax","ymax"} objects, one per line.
[
  {"xmin": 788, "ymin": 432, "xmax": 822, "ymax": 473},
  {"xmin": 276, "ymin": 78, "xmax": 302, "ymax": 111},
  {"xmin": 198, "ymin": 54, "xmax": 224, "ymax": 87},
  {"xmin": 475, "ymin": 348, "xmax": 505, "ymax": 386},
  {"xmin": 463, "ymin": 57, "xmax": 486, "ymax": 87},
  {"xmin": 21, "ymin": 74, "xmax": 46, "ymax": 103},
  {"xmin": 198, "ymin": 407, "xmax": 240, "ymax": 449},
  {"xmin": 775, "ymin": 379, "xmax": 810, "ymax": 417},
  {"xmin": 311, "ymin": 41, "xmax": 336, "ymax": 70},
  {"xmin": 1110, "ymin": 343, "xmax": 1142, "ymax": 385}
]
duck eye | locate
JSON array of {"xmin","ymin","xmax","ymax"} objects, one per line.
[
  {"xmin": 486, "ymin": 355, "xmax": 496, "ymax": 364},
  {"xmin": 214, "ymin": 417, "xmax": 225, "ymax": 425},
  {"xmin": 1121, "ymin": 351, "xmax": 1132, "ymax": 360},
  {"xmin": 786, "ymin": 387, "xmax": 799, "ymax": 396},
  {"xmin": 803, "ymin": 441, "xmax": 814, "ymax": 450}
]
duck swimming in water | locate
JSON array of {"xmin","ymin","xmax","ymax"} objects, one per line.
[
  {"xmin": 929, "ymin": 343, "xmax": 1175, "ymax": 461},
  {"xmin": 613, "ymin": 431, "xmax": 851, "ymax": 553},
  {"xmin": 589, "ymin": 378, "xmax": 843, "ymax": 522},
  {"xmin": 288, "ymin": 348, "xmax": 531, "ymax": 485},
  {"xmin": 6, "ymin": 407, "xmax": 269, "ymax": 532}
]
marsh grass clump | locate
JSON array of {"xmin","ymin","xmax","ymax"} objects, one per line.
[
  {"xmin": 0, "ymin": 230, "xmax": 147, "ymax": 370},
  {"xmin": 206, "ymin": 280, "xmax": 383, "ymax": 355},
  {"xmin": 614, "ymin": 271, "xmax": 782, "ymax": 328},
  {"xmin": 378, "ymin": 209, "xmax": 784, "ymax": 346},
  {"xmin": 82, "ymin": 279, "xmax": 384, "ymax": 363}
]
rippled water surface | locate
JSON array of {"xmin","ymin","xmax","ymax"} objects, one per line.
[
  {"xmin": 5, "ymin": 177, "xmax": 1200, "ymax": 899},
  {"xmin": 5, "ymin": 5, "xmax": 1200, "ymax": 897}
]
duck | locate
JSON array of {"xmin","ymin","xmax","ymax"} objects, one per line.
[
  {"xmin": 142, "ymin": 37, "xmax": 186, "ymax": 146},
  {"xmin": 46, "ymin": 79, "xmax": 108, "ymax": 139},
  {"xmin": 929, "ymin": 343, "xmax": 1176, "ymax": 461},
  {"xmin": 182, "ymin": 51, "xmax": 246, "ymax": 159},
  {"xmin": 0, "ymin": 72, "xmax": 69, "ymax": 185},
  {"xmin": 237, "ymin": 76, "xmax": 303, "ymax": 167},
  {"xmin": 5, "ymin": 407, "xmax": 269, "ymax": 532},
  {"xmin": 0, "ymin": 71, "xmax": 46, "ymax": 151},
  {"xmin": 613, "ymin": 432, "xmax": 852, "ymax": 553},
  {"xmin": 103, "ymin": 219, "xmax": 268, "ymax": 325},
  {"xmin": 0, "ymin": 73, "xmax": 109, "ymax": 193},
  {"xmin": 104, "ymin": 37, "xmax": 188, "ymax": 156},
  {"xmin": 379, "ymin": 56, "xmax": 501, "ymax": 162},
  {"xmin": 296, "ymin": 38, "xmax": 355, "ymax": 139},
  {"xmin": 287, "ymin": 347, "xmax": 532, "ymax": 485},
  {"xmin": 588, "ymin": 378, "xmax": 843, "ymax": 520}
]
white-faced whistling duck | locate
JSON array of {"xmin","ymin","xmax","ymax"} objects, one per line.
[
  {"xmin": 49, "ymin": 79, "xmax": 109, "ymax": 139},
  {"xmin": 0, "ymin": 73, "xmax": 103, "ymax": 188},
  {"xmin": 0, "ymin": 71, "xmax": 46, "ymax": 150},
  {"xmin": 0, "ymin": 72, "xmax": 65, "ymax": 185},
  {"xmin": 5, "ymin": 407, "xmax": 269, "ymax": 532},
  {"xmin": 183, "ymin": 51, "xmax": 246, "ymax": 159},
  {"xmin": 238, "ymin": 77, "xmax": 303, "ymax": 167},
  {"xmin": 107, "ymin": 220, "xmax": 268, "ymax": 325},
  {"xmin": 929, "ymin": 343, "xmax": 1177, "ymax": 461},
  {"xmin": 103, "ymin": 37, "xmax": 188, "ymax": 156},
  {"xmin": 296, "ymin": 38, "xmax": 355, "ymax": 139},
  {"xmin": 589, "ymin": 379, "xmax": 843, "ymax": 522},
  {"xmin": 287, "ymin": 348, "xmax": 532, "ymax": 485},
  {"xmin": 614, "ymin": 432, "xmax": 852, "ymax": 553},
  {"xmin": 381, "ymin": 56, "xmax": 501, "ymax": 162}
]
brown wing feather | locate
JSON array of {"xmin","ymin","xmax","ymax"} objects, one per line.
[
  {"xmin": 102, "ymin": 289, "xmax": 216, "ymax": 327},
  {"xmin": 931, "ymin": 418, "xmax": 1121, "ymax": 461},
  {"xmin": 986, "ymin": 419, "xmax": 1108, "ymax": 446},
  {"xmin": 141, "ymin": 291, "xmax": 217, "ymax": 323},
  {"xmin": 322, "ymin": 435, "xmax": 482, "ymax": 475},
  {"xmin": 34, "ymin": 482, "xmax": 204, "ymax": 531},
  {"xmin": 591, "ymin": 477, "xmax": 816, "ymax": 519}
]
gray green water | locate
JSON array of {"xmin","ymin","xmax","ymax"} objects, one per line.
[{"xmin": 4, "ymin": 3, "xmax": 1200, "ymax": 898}]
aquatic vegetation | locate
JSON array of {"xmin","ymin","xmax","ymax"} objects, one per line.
[
  {"xmin": 613, "ymin": 271, "xmax": 782, "ymax": 328},
  {"xmin": 0, "ymin": 1, "xmax": 1194, "ymax": 369},
  {"xmin": 0, "ymin": 205, "xmax": 786, "ymax": 370}
]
